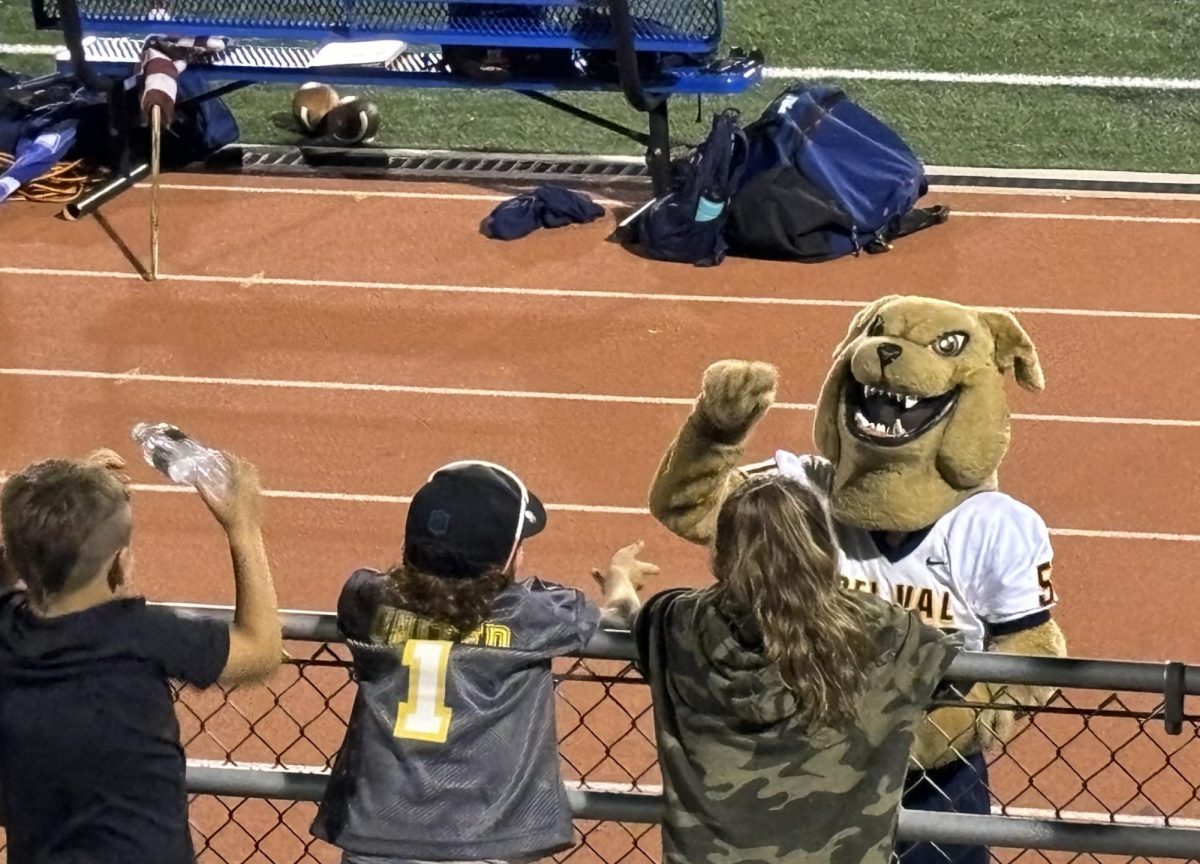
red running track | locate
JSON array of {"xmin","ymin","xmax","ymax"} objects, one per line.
[{"xmin": 0, "ymin": 176, "xmax": 1199, "ymax": 667}]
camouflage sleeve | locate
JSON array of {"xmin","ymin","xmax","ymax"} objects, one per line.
[
  {"xmin": 633, "ymin": 588, "xmax": 690, "ymax": 677},
  {"xmin": 890, "ymin": 609, "xmax": 962, "ymax": 706}
]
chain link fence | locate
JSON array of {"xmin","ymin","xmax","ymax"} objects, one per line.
[{"xmin": 2, "ymin": 623, "xmax": 1199, "ymax": 864}]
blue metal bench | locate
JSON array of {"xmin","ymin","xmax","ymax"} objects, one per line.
[{"xmin": 31, "ymin": 0, "xmax": 763, "ymax": 212}]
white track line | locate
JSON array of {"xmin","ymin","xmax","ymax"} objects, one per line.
[
  {"xmin": 5, "ymin": 266, "xmax": 1200, "ymax": 322},
  {"xmin": 127, "ymin": 484, "xmax": 1200, "ymax": 541},
  {"xmin": 165, "ymin": 600, "xmax": 343, "ymax": 617},
  {"xmin": 1012, "ymin": 412, "xmax": 1200, "ymax": 428},
  {"xmin": 153, "ymin": 181, "xmax": 628, "ymax": 208},
  {"xmin": 1048, "ymin": 528, "xmax": 1200, "ymax": 542},
  {"xmin": 932, "ymin": 166, "xmax": 1200, "ymax": 184},
  {"xmin": 0, "ymin": 366, "xmax": 697, "ymax": 407},
  {"xmin": 0, "ymin": 43, "xmax": 59, "ymax": 56},
  {"xmin": 765, "ymin": 66, "xmax": 1200, "ymax": 91},
  {"xmin": 139, "ymin": 182, "xmax": 1200, "ymax": 220},
  {"xmin": 929, "ymin": 186, "xmax": 1200, "ymax": 203},
  {"xmin": 128, "ymin": 483, "xmax": 647, "ymax": 514},
  {"xmin": 955, "ymin": 210, "xmax": 1200, "ymax": 225},
  {"xmin": 3, "ymin": 366, "xmax": 1200, "ymax": 429}
]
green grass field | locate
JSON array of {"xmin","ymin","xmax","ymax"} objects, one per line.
[{"xmin": 3, "ymin": 0, "xmax": 1200, "ymax": 172}]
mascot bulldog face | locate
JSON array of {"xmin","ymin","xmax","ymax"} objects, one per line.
[{"xmin": 813, "ymin": 295, "xmax": 1044, "ymax": 532}]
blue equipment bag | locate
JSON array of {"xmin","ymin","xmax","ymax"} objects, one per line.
[
  {"xmin": 619, "ymin": 108, "xmax": 748, "ymax": 266},
  {"xmin": 725, "ymin": 83, "xmax": 947, "ymax": 262}
]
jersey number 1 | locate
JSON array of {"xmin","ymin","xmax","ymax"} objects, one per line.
[{"xmin": 394, "ymin": 640, "xmax": 452, "ymax": 743}]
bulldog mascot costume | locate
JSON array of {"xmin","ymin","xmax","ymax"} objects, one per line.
[{"xmin": 648, "ymin": 294, "xmax": 1068, "ymax": 864}]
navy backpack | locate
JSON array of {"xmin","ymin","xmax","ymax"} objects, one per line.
[
  {"xmin": 129, "ymin": 70, "xmax": 240, "ymax": 169},
  {"xmin": 725, "ymin": 83, "xmax": 947, "ymax": 262},
  {"xmin": 619, "ymin": 108, "xmax": 748, "ymax": 267}
]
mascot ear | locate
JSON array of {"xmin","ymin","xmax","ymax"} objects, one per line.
[
  {"xmin": 982, "ymin": 310, "xmax": 1045, "ymax": 392},
  {"xmin": 832, "ymin": 295, "xmax": 904, "ymax": 357}
]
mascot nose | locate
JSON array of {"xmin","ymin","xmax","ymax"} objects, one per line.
[{"xmin": 877, "ymin": 343, "xmax": 902, "ymax": 368}]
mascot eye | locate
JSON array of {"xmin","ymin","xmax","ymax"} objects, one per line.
[
  {"xmin": 932, "ymin": 332, "xmax": 969, "ymax": 357},
  {"xmin": 867, "ymin": 315, "xmax": 885, "ymax": 337}
]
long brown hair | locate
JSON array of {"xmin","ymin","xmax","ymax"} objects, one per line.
[
  {"xmin": 711, "ymin": 474, "xmax": 875, "ymax": 726},
  {"xmin": 383, "ymin": 540, "xmax": 513, "ymax": 636}
]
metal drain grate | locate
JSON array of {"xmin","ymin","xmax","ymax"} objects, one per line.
[
  {"xmin": 207, "ymin": 144, "xmax": 655, "ymax": 189},
  {"xmin": 204, "ymin": 144, "xmax": 1200, "ymax": 195}
]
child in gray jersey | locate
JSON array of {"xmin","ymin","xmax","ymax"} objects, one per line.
[{"xmin": 312, "ymin": 459, "xmax": 655, "ymax": 864}]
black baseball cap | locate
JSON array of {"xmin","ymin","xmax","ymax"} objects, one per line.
[{"xmin": 403, "ymin": 460, "xmax": 547, "ymax": 579}]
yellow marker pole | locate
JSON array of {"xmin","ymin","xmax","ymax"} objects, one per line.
[{"xmin": 150, "ymin": 103, "xmax": 162, "ymax": 281}]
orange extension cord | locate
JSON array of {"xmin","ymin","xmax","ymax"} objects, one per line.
[{"xmin": 0, "ymin": 151, "xmax": 107, "ymax": 203}]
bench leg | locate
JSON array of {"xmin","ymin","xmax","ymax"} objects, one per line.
[
  {"xmin": 646, "ymin": 100, "xmax": 671, "ymax": 197},
  {"xmin": 110, "ymin": 78, "xmax": 135, "ymax": 176}
]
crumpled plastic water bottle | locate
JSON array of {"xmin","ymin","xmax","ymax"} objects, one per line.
[{"xmin": 131, "ymin": 422, "xmax": 231, "ymax": 500}]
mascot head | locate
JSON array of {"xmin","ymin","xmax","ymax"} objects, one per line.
[{"xmin": 812, "ymin": 295, "xmax": 1044, "ymax": 532}]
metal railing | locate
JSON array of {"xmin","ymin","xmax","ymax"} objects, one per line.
[{"xmin": 3, "ymin": 604, "xmax": 1200, "ymax": 863}]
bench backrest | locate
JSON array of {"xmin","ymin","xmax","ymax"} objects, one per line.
[{"xmin": 33, "ymin": 0, "xmax": 724, "ymax": 57}]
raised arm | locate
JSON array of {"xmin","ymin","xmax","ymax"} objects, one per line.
[
  {"xmin": 197, "ymin": 457, "xmax": 283, "ymax": 686},
  {"xmin": 648, "ymin": 360, "xmax": 779, "ymax": 545}
]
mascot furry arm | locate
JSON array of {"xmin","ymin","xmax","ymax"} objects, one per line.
[
  {"xmin": 648, "ymin": 298, "xmax": 1066, "ymax": 769},
  {"xmin": 647, "ymin": 359, "xmax": 780, "ymax": 545}
]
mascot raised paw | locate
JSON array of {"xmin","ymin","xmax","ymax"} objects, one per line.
[{"xmin": 648, "ymin": 295, "xmax": 1067, "ymax": 864}]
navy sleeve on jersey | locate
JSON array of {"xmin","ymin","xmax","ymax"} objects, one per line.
[
  {"xmin": 337, "ymin": 569, "xmax": 388, "ymax": 642},
  {"xmin": 135, "ymin": 605, "xmax": 231, "ymax": 688},
  {"xmin": 507, "ymin": 578, "xmax": 603, "ymax": 657}
]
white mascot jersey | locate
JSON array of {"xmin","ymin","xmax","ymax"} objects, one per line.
[{"xmin": 762, "ymin": 451, "xmax": 1056, "ymax": 653}]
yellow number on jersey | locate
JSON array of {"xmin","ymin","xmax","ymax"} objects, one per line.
[{"xmin": 394, "ymin": 639, "xmax": 453, "ymax": 743}]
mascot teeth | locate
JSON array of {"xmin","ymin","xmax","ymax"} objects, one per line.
[
  {"xmin": 853, "ymin": 411, "xmax": 908, "ymax": 438},
  {"xmin": 864, "ymin": 385, "xmax": 918, "ymax": 408},
  {"xmin": 848, "ymin": 379, "xmax": 958, "ymax": 445}
]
